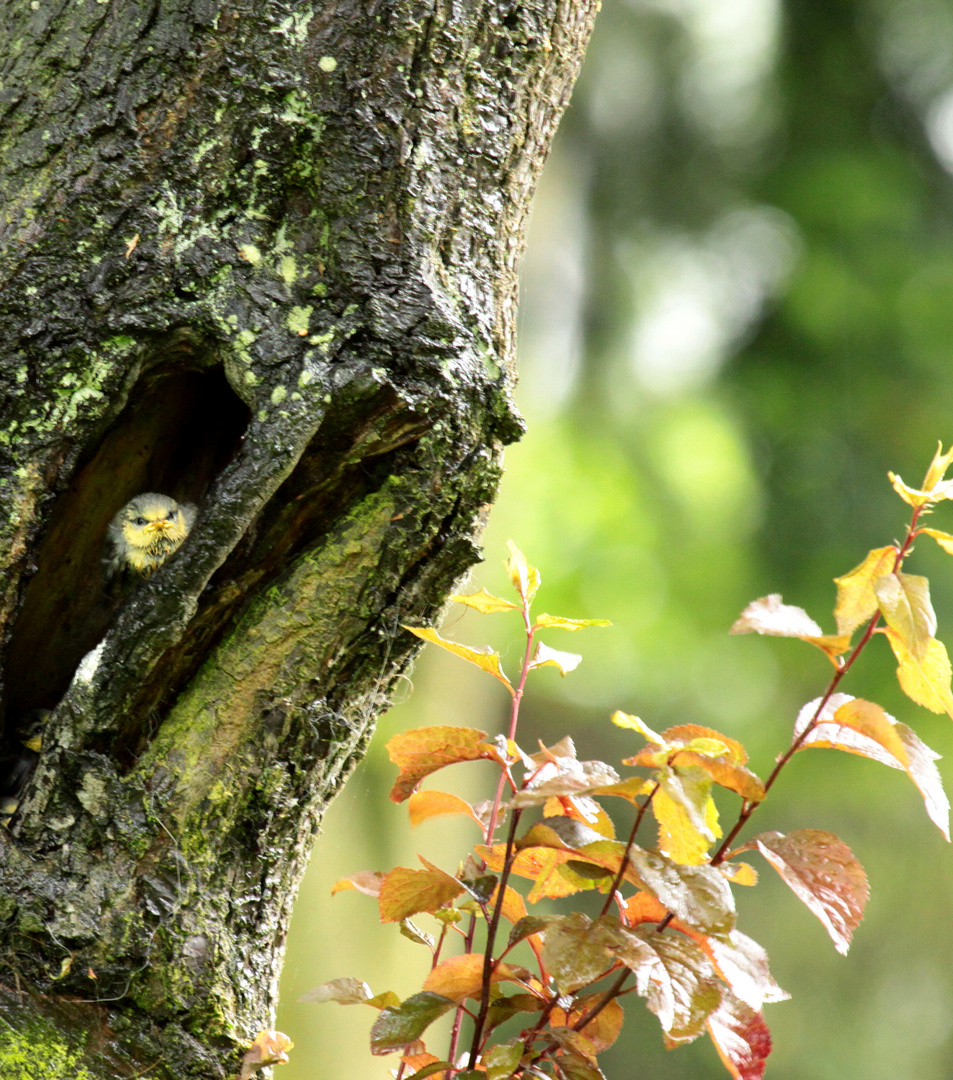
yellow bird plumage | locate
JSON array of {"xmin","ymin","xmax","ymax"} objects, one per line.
[
  {"xmin": 0, "ymin": 709, "xmax": 49, "ymax": 827},
  {"xmin": 106, "ymin": 493, "xmax": 197, "ymax": 579}
]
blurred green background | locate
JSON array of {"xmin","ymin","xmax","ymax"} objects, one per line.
[{"xmin": 277, "ymin": 0, "xmax": 953, "ymax": 1076}]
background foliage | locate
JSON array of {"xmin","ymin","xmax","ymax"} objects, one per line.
[{"xmin": 277, "ymin": 0, "xmax": 953, "ymax": 1076}]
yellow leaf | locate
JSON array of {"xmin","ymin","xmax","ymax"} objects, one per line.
[
  {"xmin": 882, "ymin": 629, "xmax": 953, "ymax": 719},
  {"xmin": 612, "ymin": 710, "xmax": 665, "ymax": 745},
  {"xmin": 653, "ymin": 787, "xmax": 714, "ymax": 866},
  {"xmin": 718, "ymin": 861, "xmax": 759, "ymax": 886},
  {"xmin": 505, "ymin": 540, "xmax": 540, "ymax": 603},
  {"xmin": 801, "ymin": 633, "xmax": 854, "ymax": 665},
  {"xmin": 874, "ymin": 573, "xmax": 936, "ymax": 661},
  {"xmin": 918, "ymin": 527, "xmax": 953, "ymax": 556},
  {"xmin": 403, "ymin": 626, "xmax": 513, "ymax": 694},
  {"xmin": 833, "ymin": 547, "xmax": 897, "ymax": 636},
  {"xmin": 407, "ymin": 791, "xmax": 482, "ymax": 828},
  {"xmin": 922, "ymin": 440, "xmax": 953, "ymax": 491},
  {"xmin": 450, "ymin": 588, "xmax": 519, "ymax": 614},
  {"xmin": 533, "ymin": 613, "xmax": 612, "ymax": 631}
]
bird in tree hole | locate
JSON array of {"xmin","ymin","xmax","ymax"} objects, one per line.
[{"xmin": 106, "ymin": 492, "xmax": 197, "ymax": 580}]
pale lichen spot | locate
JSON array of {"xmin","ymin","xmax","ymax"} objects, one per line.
[
  {"xmin": 244, "ymin": 370, "xmax": 259, "ymax": 386},
  {"xmin": 298, "ymin": 369, "xmax": 315, "ymax": 387},
  {"xmin": 287, "ymin": 305, "xmax": 313, "ymax": 336},
  {"xmin": 319, "ymin": 56, "xmax": 338, "ymax": 72},
  {"xmin": 257, "ymin": 409, "xmax": 269, "ymax": 422},
  {"xmin": 280, "ymin": 255, "xmax": 298, "ymax": 285},
  {"xmin": 238, "ymin": 244, "xmax": 262, "ymax": 265},
  {"xmin": 271, "ymin": 385, "xmax": 288, "ymax": 405}
]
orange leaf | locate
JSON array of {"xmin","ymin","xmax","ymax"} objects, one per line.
[
  {"xmin": 477, "ymin": 843, "xmax": 582, "ymax": 901},
  {"xmin": 387, "ymin": 726, "xmax": 493, "ymax": 802},
  {"xmin": 552, "ymin": 995, "xmax": 624, "ymax": 1053},
  {"xmin": 661, "ymin": 725, "xmax": 748, "ymax": 764},
  {"xmin": 378, "ymin": 865, "xmax": 464, "ymax": 923},
  {"xmin": 407, "ymin": 790, "xmax": 482, "ymax": 828},
  {"xmin": 833, "ymin": 546, "xmax": 897, "ymax": 637},
  {"xmin": 422, "ymin": 953, "xmax": 521, "ymax": 1002}
]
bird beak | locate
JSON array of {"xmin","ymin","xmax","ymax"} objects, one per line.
[
  {"xmin": 23, "ymin": 736, "xmax": 42, "ymax": 752},
  {"xmin": 145, "ymin": 520, "xmax": 171, "ymax": 533}
]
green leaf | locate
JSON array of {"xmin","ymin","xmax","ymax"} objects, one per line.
[
  {"xmin": 450, "ymin": 588, "xmax": 520, "ymax": 614},
  {"xmin": 405, "ymin": 1063, "xmax": 455, "ymax": 1080},
  {"xmin": 483, "ymin": 1041, "xmax": 524, "ymax": 1080},
  {"xmin": 507, "ymin": 915, "xmax": 560, "ymax": 949},
  {"xmin": 533, "ymin": 613, "xmax": 612, "ymax": 631},
  {"xmin": 627, "ymin": 848, "xmax": 736, "ymax": 938},
  {"xmin": 540, "ymin": 913, "xmax": 619, "ymax": 993},
  {"xmin": 635, "ymin": 930, "xmax": 723, "ymax": 1047},
  {"xmin": 369, "ymin": 991, "xmax": 456, "ymax": 1054},
  {"xmin": 399, "ymin": 919, "xmax": 435, "ymax": 949}
]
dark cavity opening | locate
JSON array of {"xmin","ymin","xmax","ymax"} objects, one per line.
[{"xmin": 4, "ymin": 363, "xmax": 250, "ymax": 725}]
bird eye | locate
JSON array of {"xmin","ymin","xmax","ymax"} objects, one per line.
[
  {"xmin": 167, "ymin": 510, "xmax": 177, "ymax": 520},
  {"xmin": 135, "ymin": 516, "xmax": 146, "ymax": 526}
]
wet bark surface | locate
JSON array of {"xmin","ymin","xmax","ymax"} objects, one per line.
[{"xmin": 0, "ymin": 1, "xmax": 598, "ymax": 1075}]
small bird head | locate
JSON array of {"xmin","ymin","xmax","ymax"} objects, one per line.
[
  {"xmin": 15, "ymin": 708, "xmax": 49, "ymax": 753},
  {"xmin": 107, "ymin": 492, "xmax": 197, "ymax": 578}
]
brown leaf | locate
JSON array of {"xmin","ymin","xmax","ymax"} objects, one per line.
[{"xmin": 738, "ymin": 829, "xmax": 868, "ymax": 955}]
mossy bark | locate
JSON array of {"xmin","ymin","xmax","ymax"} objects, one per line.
[{"xmin": 0, "ymin": 0, "xmax": 597, "ymax": 1075}]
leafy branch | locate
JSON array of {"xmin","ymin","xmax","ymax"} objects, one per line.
[{"xmin": 305, "ymin": 445, "xmax": 953, "ymax": 1080}]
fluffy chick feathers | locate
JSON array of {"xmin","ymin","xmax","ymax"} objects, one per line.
[{"xmin": 106, "ymin": 492, "xmax": 197, "ymax": 579}]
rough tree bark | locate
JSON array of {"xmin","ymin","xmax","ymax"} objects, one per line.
[{"xmin": 0, "ymin": 0, "xmax": 598, "ymax": 1076}]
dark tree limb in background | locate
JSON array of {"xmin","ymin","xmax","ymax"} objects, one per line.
[{"xmin": 0, "ymin": 1, "xmax": 597, "ymax": 1075}]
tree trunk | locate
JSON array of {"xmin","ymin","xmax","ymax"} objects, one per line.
[{"xmin": 0, "ymin": 1, "xmax": 597, "ymax": 1076}]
